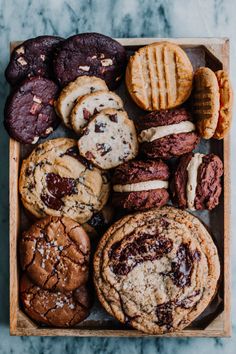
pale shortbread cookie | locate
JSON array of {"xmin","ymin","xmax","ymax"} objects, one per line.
[{"xmin": 94, "ymin": 206, "xmax": 220, "ymax": 335}]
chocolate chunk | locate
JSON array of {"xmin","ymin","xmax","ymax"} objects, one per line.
[
  {"xmin": 109, "ymin": 113, "xmax": 118, "ymax": 122},
  {"xmin": 95, "ymin": 122, "xmax": 107, "ymax": 133},
  {"xmin": 46, "ymin": 173, "xmax": 77, "ymax": 198},
  {"xmin": 155, "ymin": 302, "xmax": 173, "ymax": 329},
  {"xmin": 64, "ymin": 147, "xmax": 93, "ymax": 170},
  {"xmin": 41, "ymin": 192, "xmax": 63, "ymax": 210},
  {"xmin": 96, "ymin": 143, "xmax": 112, "ymax": 156},
  {"xmin": 83, "ymin": 108, "xmax": 91, "ymax": 121}
]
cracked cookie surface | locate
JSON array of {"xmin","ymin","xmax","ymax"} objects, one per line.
[
  {"xmin": 93, "ymin": 206, "xmax": 220, "ymax": 334},
  {"xmin": 20, "ymin": 273, "xmax": 91, "ymax": 327},
  {"xmin": 20, "ymin": 216, "xmax": 90, "ymax": 292},
  {"xmin": 19, "ymin": 138, "xmax": 110, "ymax": 223}
]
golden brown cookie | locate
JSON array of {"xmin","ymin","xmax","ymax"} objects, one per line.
[{"xmin": 126, "ymin": 42, "xmax": 193, "ymax": 111}]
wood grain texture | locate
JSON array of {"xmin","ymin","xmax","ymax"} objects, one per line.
[{"xmin": 9, "ymin": 38, "xmax": 231, "ymax": 337}]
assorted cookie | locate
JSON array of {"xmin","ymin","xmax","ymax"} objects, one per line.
[
  {"xmin": 172, "ymin": 152, "xmax": 223, "ymax": 210},
  {"xmin": 112, "ymin": 160, "xmax": 169, "ymax": 210},
  {"xmin": 137, "ymin": 107, "xmax": 199, "ymax": 159},
  {"xmin": 192, "ymin": 67, "xmax": 233, "ymax": 139},
  {"xmin": 93, "ymin": 206, "xmax": 220, "ymax": 334}
]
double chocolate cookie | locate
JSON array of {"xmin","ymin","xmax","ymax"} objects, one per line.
[
  {"xmin": 53, "ymin": 33, "xmax": 127, "ymax": 89},
  {"xmin": 20, "ymin": 274, "xmax": 91, "ymax": 327},
  {"xmin": 4, "ymin": 77, "xmax": 59, "ymax": 144},
  {"xmin": 19, "ymin": 138, "xmax": 110, "ymax": 222},
  {"xmin": 137, "ymin": 108, "xmax": 199, "ymax": 159},
  {"xmin": 5, "ymin": 35, "xmax": 63, "ymax": 86},
  {"xmin": 94, "ymin": 206, "xmax": 220, "ymax": 334},
  {"xmin": 20, "ymin": 216, "xmax": 90, "ymax": 292},
  {"xmin": 112, "ymin": 160, "xmax": 169, "ymax": 211},
  {"xmin": 172, "ymin": 153, "xmax": 223, "ymax": 210}
]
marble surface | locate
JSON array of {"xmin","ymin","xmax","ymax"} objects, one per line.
[{"xmin": 0, "ymin": 0, "xmax": 235, "ymax": 353}]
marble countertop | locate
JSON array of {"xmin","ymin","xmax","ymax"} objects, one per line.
[{"xmin": 0, "ymin": 0, "xmax": 235, "ymax": 353}]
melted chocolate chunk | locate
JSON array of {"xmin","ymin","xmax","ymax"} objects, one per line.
[
  {"xmin": 46, "ymin": 173, "xmax": 77, "ymax": 199},
  {"xmin": 155, "ymin": 302, "xmax": 173, "ymax": 329},
  {"xmin": 110, "ymin": 233, "xmax": 173, "ymax": 276},
  {"xmin": 41, "ymin": 192, "xmax": 64, "ymax": 210},
  {"xmin": 176, "ymin": 290, "xmax": 200, "ymax": 309},
  {"xmin": 95, "ymin": 122, "xmax": 107, "ymax": 133},
  {"xmin": 64, "ymin": 146, "xmax": 93, "ymax": 170}
]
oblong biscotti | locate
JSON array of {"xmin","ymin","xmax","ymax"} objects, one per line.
[
  {"xmin": 93, "ymin": 206, "xmax": 220, "ymax": 335},
  {"xmin": 126, "ymin": 42, "xmax": 193, "ymax": 111},
  {"xmin": 78, "ymin": 108, "xmax": 138, "ymax": 169}
]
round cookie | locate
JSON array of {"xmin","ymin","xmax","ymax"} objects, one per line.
[
  {"xmin": 172, "ymin": 152, "xmax": 223, "ymax": 210},
  {"xmin": 4, "ymin": 76, "xmax": 59, "ymax": 144},
  {"xmin": 78, "ymin": 108, "xmax": 138, "ymax": 169},
  {"xmin": 126, "ymin": 42, "xmax": 193, "ymax": 111},
  {"xmin": 5, "ymin": 36, "xmax": 63, "ymax": 86},
  {"xmin": 20, "ymin": 216, "xmax": 90, "ymax": 292},
  {"xmin": 19, "ymin": 138, "xmax": 110, "ymax": 222},
  {"xmin": 53, "ymin": 33, "xmax": 127, "ymax": 89},
  {"xmin": 112, "ymin": 160, "xmax": 169, "ymax": 211},
  {"xmin": 20, "ymin": 274, "xmax": 91, "ymax": 327},
  {"xmin": 93, "ymin": 206, "xmax": 220, "ymax": 335},
  {"xmin": 137, "ymin": 108, "xmax": 199, "ymax": 159}
]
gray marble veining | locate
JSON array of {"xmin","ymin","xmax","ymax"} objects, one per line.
[{"xmin": 0, "ymin": 0, "xmax": 235, "ymax": 353}]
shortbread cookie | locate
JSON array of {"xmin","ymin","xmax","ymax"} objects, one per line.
[
  {"xmin": 78, "ymin": 109, "xmax": 138, "ymax": 169},
  {"xmin": 20, "ymin": 216, "xmax": 90, "ymax": 292},
  {"xmin": 71, "ymin": 90, "xmax": 124, "ymax": 134},
  {"xmin": 19, "ymin": 138, "xmax": 110, "ymax": 222},
  {"xmin": 137, "ymin": 108, "xmax": 199, "ymax": 159},
  {"xmin": 20, "ymin": 274, "xmax": 91, "ymax": 327},
  {"xmin": 112, "ymin": 160, "xmax": 169, "ymax": 210},
  {"xmin": 126, "ymin": 42, "xmax": 193, "ymax": 111},
  {"xmin": 94, "ymin": 206, "xmax": 220, "ymax": 334},
  {"xmin": 53, "ymin": 33, "xmax": 127, "ymax": 89},
  {"xmin": 5, "ymin": 36, "xmax": 63, "ymax": 86},
  {"xmin": 172, "ymin": 153, "xmax": 223, "ymax": 210},
  {"xmin": 56, "ymin": 76, "xmax": 108, "ymax": 128},
  {"xmin": 4, "ymin": 77, "xmax": 59, "ymax": 144},
  {"xmin": 214, "ymin": 70, "xmax": 233, "ymax": 139}
]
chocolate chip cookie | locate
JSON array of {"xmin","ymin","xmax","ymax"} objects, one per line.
[
  {"xmin": 19, "ymin": 138, "xmax": 110, "ymax": 222},
  {"xmin": 94, "ymin": 206, "xmax": 220, "ymax": 334},
  {"xmin": 137, "ymin": 108, "xmax": 199, "ymax": 159},
  {"xmin": 20, "ymin": 274, "xmax": 91, "ymax": 327},
  {"xmin": 53, "ymin": 33, "xmax": 127, "ymax": 89},
  {"xmin": 20, "ymin": 216, "xmax": 90, "ymax": 292},
  {"xmin": 5, "ymin": 35, "xmax": 63, "ymax": 86},
  {"xmin": 4, "ymin": 76, "xmax": 59, "ymax": 144},
  {"xmin": 171, "ymin": 153, "xmax": 223, "ymax": 210},
  {"xmin": 112, "ymin": 160, "xmax": 169, "ymax": 211}
]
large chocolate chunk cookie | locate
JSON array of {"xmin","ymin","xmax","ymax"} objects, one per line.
[
  {"xmin": 53, "ymin": 33, "xmax": 127, "ymax": 89},
  {"xmin": 94, "ymin": 207, "xmax": 220, "ymax": 334}
]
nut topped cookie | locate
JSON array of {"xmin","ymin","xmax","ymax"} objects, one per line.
[
  {"xmin": 20, "ymin": 274, "xmax": 91, "ymax": 327},
  {"xmin": 20, "ymin": 216, "xmax": 90, "ymax": 292},
  {"xmin": 137, "ymin": 108, "xmax": 199, "ymax": 159},
  {"xmin": 19, "ymin": 138, "xmax": 110, "ymax": 223},
  {"xmin": 94, "ymin": 207, "xmax": 220, "ymax": 334},
  {"xmin": 112, "ymin": 160, "xmax": 169, "ymax": 211}
]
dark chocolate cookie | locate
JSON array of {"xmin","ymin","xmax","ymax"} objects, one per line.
[
  {"xmin": 20, "ymin": 216, "xmax": 90, "ymax": 292},
  {"xmin": 172, "ymin": 153, "xmax": 223, "ymax": 210},
  {"xmin": 5, "ymin": 36, "xmax": 63, "ymax": 86},
  {"xmin": 20, "ymin": 274, "xmax": 91, "ymax": 327},
  {"xmin": 112, "ymin": 160, "xmax": 169, "ymax": 211},
  {"xmin": 53, "ymin": 33, "xmax": 127, "ymax": 89},
  {"xmin": 137, "ymin": 108, "xmax": 199, "ymax": 159},
  {"xmin": 4, "ymin": 76, "xmax": 59, "ymax": 144}
]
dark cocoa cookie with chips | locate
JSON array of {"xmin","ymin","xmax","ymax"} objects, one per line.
[
  {"xmin": 93, "ymin": 206, "xmax": 220, "ymax": 334},
  {"xmin": 53, "ymin": 33, "xmax": 127, "ymax": 89},
  {"xmin": 137, "ymin": 108, "xmax": 199, "ymax": 159},
  {"xmin": 4, "ymin": 76, "xmax": 59, "ymax": 144},
  {"xmin": 112, "ymin": 160, "xmax": 169, "ymax": 211},
  {"xmin": 20, "ymin": 274, "xmax": 91, "ymax": 327},
  {"xmin": 5, "ymin": 35, "xmax": 63, "ymax": 86},
  {"xmin": 171, "ymin": 152, "xmax": 223, "ymax": 210},
  {"xmin": 20, "ymin": 216, "xmax": 90, "ymax": 292}
]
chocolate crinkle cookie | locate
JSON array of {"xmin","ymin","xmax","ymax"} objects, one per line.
[
  {"xmin": 53, "ymin": 33, "xmax": 127, "ymax": 89},
  {"xmin": 20, "ymin": 216, "xmax": 90, "ymax": 292},
  {"xmin": 112, "ymin": 159, "xmax": 170, "ymax": 211},
  {"xmin": 20, "ymin": 274, "xmax": 91, "ymax": 327},
  {"xmin": 4, "ymin": 76, "xmax": 59, "ymax": 144},
  {"xmin": 5, "ymin": 35, "xmax": 63, "ymax": 86},
  {"xmin": 137, "ymin": 107, "xmax": 200, "ymax": 159},
  {"xmin": 171, "ymin": 152, "xmax": 223, "ymax": 210}
]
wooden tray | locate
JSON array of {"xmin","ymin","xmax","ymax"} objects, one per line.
[{"xmin": 9, "ymin": 38, "xmax": 231, "ymax": 337}]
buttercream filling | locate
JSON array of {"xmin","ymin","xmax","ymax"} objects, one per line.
[
  {"xmin": 186, "ymin": 153, "xmax": 204, "ymax": 210},
  {"xmin": 113, "ymin": 180, "xmax": 168, "ymax": 192}
]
